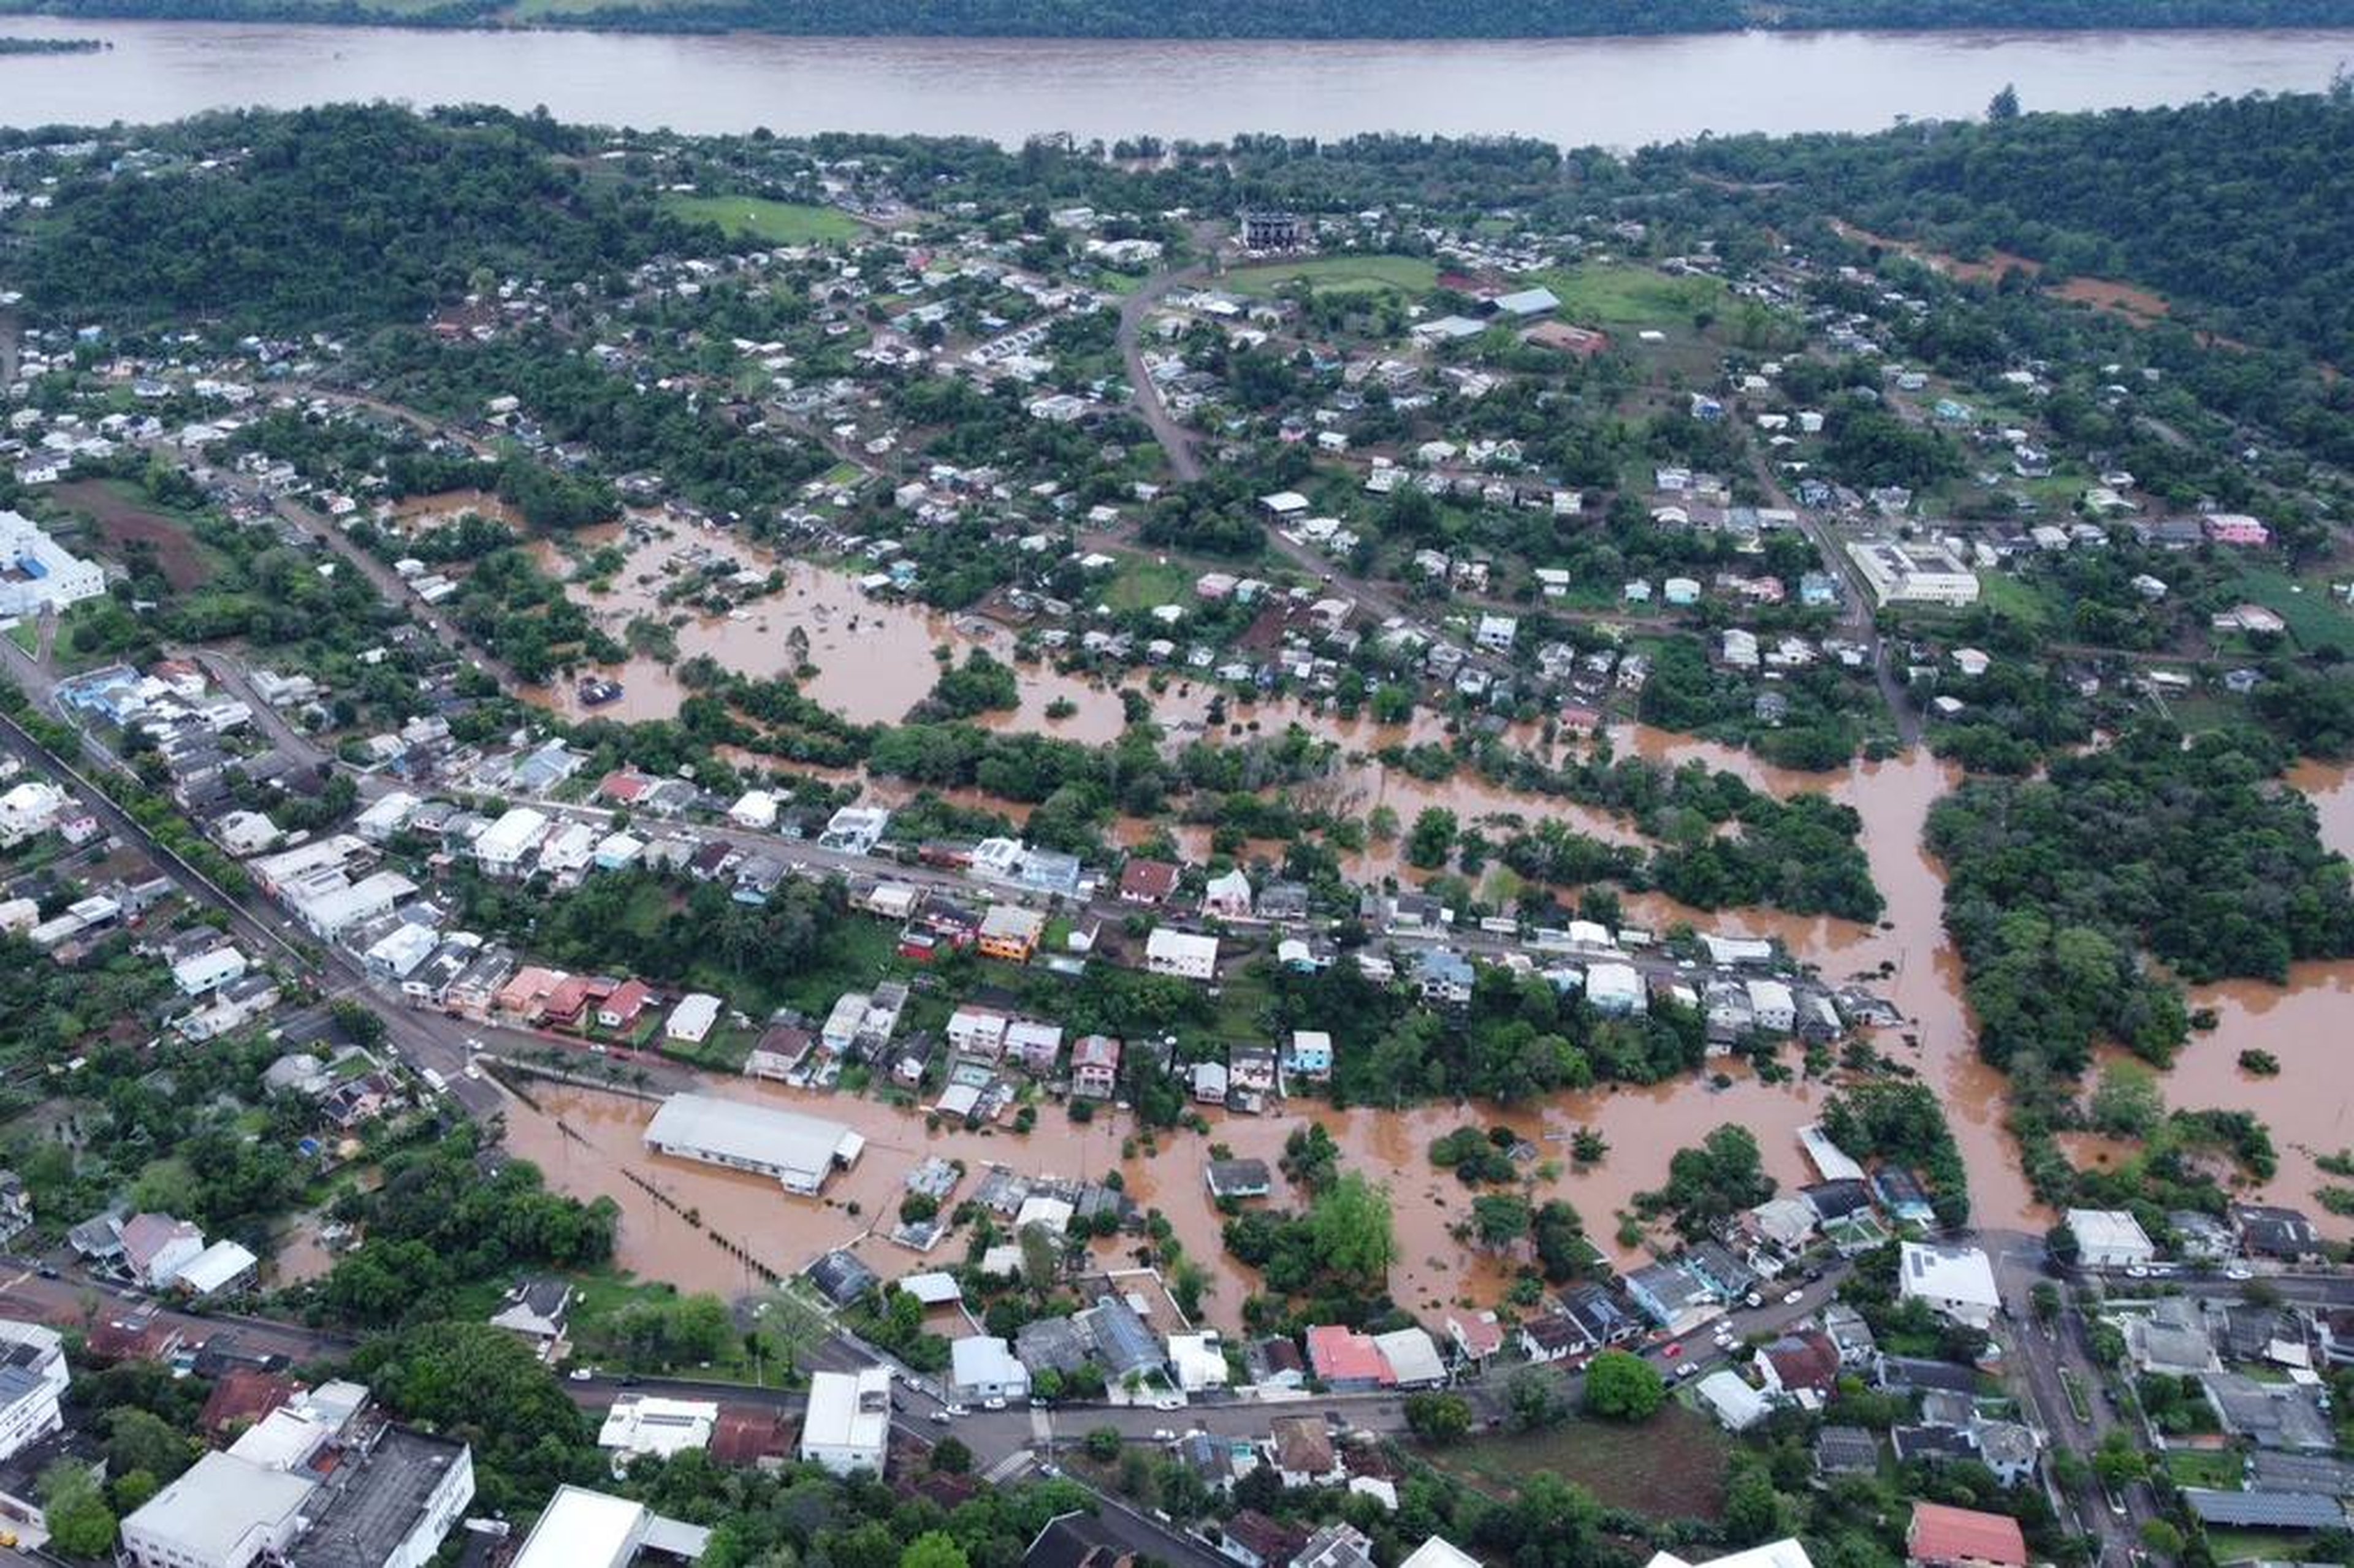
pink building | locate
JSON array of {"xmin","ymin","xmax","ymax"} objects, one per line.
[{"xmin": 2203, "ymin": 513, "xmax": 2271, "ymax": 547}]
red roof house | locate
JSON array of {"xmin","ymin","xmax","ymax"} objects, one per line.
[
  {"xmin": 1117, "ymin": 859, "xmax": 1181, "ymax": 904},
  {"xmin": 1908, "ymin": 1503, "xmax": 2028, "ymax": 1568},
  {"xmin": 1305, "ymin": 1325, "xmax": 1394, "ymax": 1390}
]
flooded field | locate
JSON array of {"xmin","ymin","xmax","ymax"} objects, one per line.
[
  {"xmin": 497, "ymin": 1060, "xmax": 1826, "ymax": 1329},
  {"xmin": 504, "ymin": 520, "xmax": 2354, "ymax": 1278}
]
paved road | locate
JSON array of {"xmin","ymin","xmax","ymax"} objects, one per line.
[
  {"xmin": 0, "ymin": 1257, "xmax": 352, "ymax": 1365},
  {"xmin": 1985, "ymin": 1229, "xmax": 2161, "ymax": 1566},
  {"xmin": 1113, "ymin": 245, "xmax": 1214, "ymax": 484}
]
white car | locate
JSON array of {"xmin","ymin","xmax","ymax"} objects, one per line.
[
  {"xmin": 568, "ymin": 1368, "xmax": 592, "ymax": 1382},
  {"xmin": 1151, "ymin": 1396, "xmax": 1183, "ymax": 1411},
  {"xmin": 1151, "ymin": 1428, "xmax": 1176, "ymax": 1442},
  {"xmin": 983, "ymin": 1397, "xmax": 1007, "ymax": 1410},
  {"xmin": 928, "ymin": 1410, "xmax": 951, "ymax": 1425},
  {"xmin": 1781, "ymin": 1288, "xmax": 1804, "ymax": 1306},
  {"xmin": 942, "ymin": 1404, "xmax": 969, "ymax": 1417},
  {"xmin": 2224, "ymin": 1266, "xmax": 2253, "ymax": 1281}
]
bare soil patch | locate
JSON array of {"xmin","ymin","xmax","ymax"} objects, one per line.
[{"xmin": 56, "ymin": 478, "xmax": 210, "ymax": 591}]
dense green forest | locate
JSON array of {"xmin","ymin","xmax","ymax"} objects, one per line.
[
  {"xmin": 18, "ymin": 104, "xmax": 691, "ymax": 329},
  {"xmin": 1672, "ymin": 89, "xmax": 2354, "ymax": 365},
  {"xmin": 7, "ymin": 0, "xmax": 2354, "ymax": 32},
  {"xmin": 1929, "ymin": 723, "xmax": 2354, "ymax": 1081}
]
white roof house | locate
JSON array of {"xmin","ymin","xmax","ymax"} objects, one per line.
[
  {"xmin": 948, "ymin": 1336, "xmax": 1030, "ymax": 1402},
  {"xmin": 474, "ymin": 807, "xmax": 550, "ymax": 873},
  {"xmin": 1400, "ymin": 1540, "xmax": 1483, "ymax": 1568},
  {"xmin": 642, "ymin": 1094, "xmax": 864, "ymax": 1196},
  {"xmin": 1695, "ymin": 1369, "xmax": 1772, "ymax": 1431},
  {"xmin": 1371, "ymin": 1327, "xmax": 1447, "ymax": 1388},
  {"xmin": 2066, "ymin": 1208, "xmax": 2157, "ymax": 1270},
  {"xmin": 1584, "ymin": 961, "xmax": 1647, "ymax": 1016},
  {"xmin": 0, "ymin": 510, "xmax": 107, "ymax": 617},
  {"xmin": 728, "ymin": 790, "xmax": 779, "ymax": 830},
  {"xmin": 1168, "ymin": 1331, "xmax": 1230, "ymax": 1392},
  {"xmin": 1646, "ymin": 1542, "xmax": 1816, "ymax": 1568},
  {"xmin": 598, "ymin": 1395, "xmax": 719, "ymax": 1462},
  {"xmin": 1899, "ymin": 1241, "xmax": 2002, "ymax": 1328},
  {"xmin": 800, "ymin": 1369, "xmax": 890, "ymax": 1477},
  {"xmin": 1145, "ymin": 928, "xmax": 1219, "ymax": 980},
  {"xmin": 665, "ymin": 992, "xmax": 723, "ymax": 1044},
  {"xmin": 172, "ymin": 947, "xmax": 249, "ymax": 997},
  {"xmin": 1744, "ymin": 978, "xmax": 1796, "ymax": 1033},
  {"xmin": 174, "ymin": 1239, "xmax": 257, "ymax": 1298},
  {"xmin": 510, "ymin": 1485, "xmax": 712, "ymax": 1568}
]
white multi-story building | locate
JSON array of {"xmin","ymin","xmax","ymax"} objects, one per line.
[
  {"xmin": 0, "ymin": 1320, "xmax": 67, "ymax": 1464},
  {"xmin": 0, "ymin": 510, "xmax": 107, "ymax": 617},
  {"xmin": 1846, "ymin": 538, "xmax": 1980, "ymax": 607}
]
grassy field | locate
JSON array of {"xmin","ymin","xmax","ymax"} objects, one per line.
[
  {"xmin": 1432, "ymin": 1406, "xmax": 1731, "ymax": 1520},
  {"xmin": 1972, "ymin": 570, "xmax": 2057, "ymax": 632},
  {"xmin": 2163, "ymin": 1450, "xmax": 2245, "ymax": 1488},
  {"xmin": 2218, "ymin": 565, "xmax": 2354, "ymax": 654},
  {"xmin": 660, "ymin": 193, "xmax": 861, "ymax": 246},
  {"xmin": 1529, "ymin": 264, "xmax": 1728, "ymax": 332},
  {"xmin": 1104, "ymin": 554, "xmax": 1192, "ymax": 611},
  {"xmin": 1225, "ymin": 254, "xmax": 1438, "ymax": 297}
]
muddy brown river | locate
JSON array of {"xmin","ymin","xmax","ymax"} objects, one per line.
[{"xmin": 0, "ymin": 18, "xmax": 2347, "ymax": 145}]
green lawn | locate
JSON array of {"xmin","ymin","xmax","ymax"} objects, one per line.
[
  {"xmin": 1431, "ymin": 1407, "xmax": 1730, "ymax": 1521},
  {"xmin": 1103, "ymin": 554, "xmax": 1192, "ymax": 611},
  {"xmin": 1528, "ymin": 264, "xmax": 1728, "ymax": 332},
  {"xmin": 4, "ymin": 620, "xmax": 34, "ymax": 655},
  {"xmin": 1973, "ymin": 570, "xmax": 2057, "ymax": 632},
  {"xmin": 2217, "ymin": 565, "xmax": 2354, "ymax": 654},
  {"xmin": 659, "ymin": 193, "xmax": 861, "ymax": 246},
  {"xmin": 2164, "ymin": 1449, "xmax": 2244, "ymax": 1488},
  {"xmin": 1224, "ymin": 254, "xmax": 1438, "ymax": 297}
]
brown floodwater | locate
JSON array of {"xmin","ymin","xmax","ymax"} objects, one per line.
[
  {"xmin": 500, "ymin": 1058, "xmax": 1830, "ymax": 1328},
  {"xmin": 495, "ymin": 745, "xmax": 2354, "ymax": 1314},
  {"xmin": 383, "ymin": 489, "xmax": 526, "ymax": 533},
  {"xmin": 2062, "ymin": 761, "xmax": 2354, "ymax": 1236}
]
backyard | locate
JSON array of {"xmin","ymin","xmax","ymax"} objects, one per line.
[{"xmin": 1429, "ymin": 1405, "xmax": 1731, "ymax": 1520}]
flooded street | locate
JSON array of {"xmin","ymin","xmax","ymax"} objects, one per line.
[
  {"xmin": 498, "ymin": 1062, "xmax": 1827, "ymax": 1329},
  {"xmin": 490, "ymin": 747, "xmax": 2354, "ymax": 1317},
  {"xmin": 497, "ymin": 558, "xmax": 2354, "ymax": 1303}
]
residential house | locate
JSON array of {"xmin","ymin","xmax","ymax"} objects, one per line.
[
  {"xmin": 1266, "ymin": 1415, "xmax": 1342, "ymax": 1488},
  {"xmin": 1518, "ymin": 1315, "xmax": 1586, "ymax": 1364},
  {"xmin": 489, "ymin": 1278, "xmax": 573, "ymax": 1357},
  {"xmin": 977, "ymin": 905, "xmax": 1047, "ymax": 963},
  {"xmin": 2234, "ymin": 1204, "xmax": 2324, "ymax": 1263},
  {"xmin": 1217, "ymin": 1512, "xmax": 1304, "ymax": 1568},
  {"xmin": 1145, "ymin": 929, "xmax": 1219, "ymax": 981},
  {"xmin": 1118, "ymin": 859, "xmax": 1180, "ymax": 905},
  {"xmin": 1898, "ymin": 1242, "xmax": 2000, "ymax": 1328},
  {"xmin": 1068, "ymin": 1034, "xmax": 1120, "ymax": 1098},
  {"xmin": 1906, "ymin": 1503, "xmax": 2027, "ymax": 1568},
  {"xmin": 1756, "ymin": 1331, "xmax": 1842, "ymax": 1406},
  {"xmin": 1305, "ymin": 1326, "xmax": 1393, "ymax": 1391},
  {"xmin": 1284, "ymin": 1030, "xmax": 1333, "ymax": 1080},
  {"xmin": 948, "ymin": 1337, "xmax": 1030, "ymax": 1405}
]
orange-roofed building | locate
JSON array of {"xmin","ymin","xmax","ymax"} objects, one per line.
[{"xmin": 1907, "ymin": 1503, "xmax": 2027, "ymax": 1568}]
